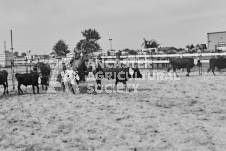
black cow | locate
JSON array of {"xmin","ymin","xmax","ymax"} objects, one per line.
[
  {"xmin": 94, "ymin": 62, "xmax": 143, "ymax": 90},
  {"xmin": 167, "ymin": 58, "xmax": 201, "ymax": 76},
  {"xmin": 15, "ymin": 72, "xmax": 40, "ymax": 94},
  {"xmin": 207, "ymin": 57, "xmax": 226, "ymax": 75},
  {"xmin": 0, "ymin": 70, "xmax": 9, "ymax": 95},
  {"xmin": 34, "ymin": 62, "xmax": 51, "ymax": 91}
]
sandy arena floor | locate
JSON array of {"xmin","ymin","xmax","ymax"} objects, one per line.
[{"xmin": 0, "ymin": 72, "xmax": 226, "ymax": 151}]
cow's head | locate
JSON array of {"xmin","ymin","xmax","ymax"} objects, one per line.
[
  {"xmin": 81, "ymin": 54, "xmax": 93, "ymax": 69},
  {"xmin": 35, "ymin": 62, "xmax": 43, "ymax": 73},
  {"xmin": 194, "ymin": 58, "xmax": 202, "ymax": 67},
  {"xmin": 129, "ymin": 67, "xmax": 143, "ymax": 79},
  {"xmin": 197, "ymin": 59, "xmax": 202, "ymax": 67}
]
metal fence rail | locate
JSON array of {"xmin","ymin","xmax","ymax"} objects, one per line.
[
  {"xmin": 1, "ymin": 52, "xmax": 226, "ymax": 92},
  {"xmin": 0, "ymin": 58, "xmax": 59, "ymax": 91}
]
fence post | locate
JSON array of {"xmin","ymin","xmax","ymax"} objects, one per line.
[
  {"xmin": 58, "ymin": 59, "xmax": 59, "ymax": 72},
  {"xmin": 25, "ymin": 59, "xmax": 28, "ymax": 73},
  {"xmin": 151, "ymin": 52, "xmax": 154, "ymax": 70},
  {"xmin": 30, "ymin": 59, "xmax": 32, "ymax": 72},
  {"xmin": 180, "ymin": 54, "xmax": 184, "ymax": 72},
  {"xmin": 135, "ymin": 55, "xmax": 137, "ymax": 68},
  {"xmin": 199, "ymin": 53, "xmax": 202, "ymax": 76}
]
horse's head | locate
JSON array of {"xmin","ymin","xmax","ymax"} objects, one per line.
[
  {"xmin": 34, "ymin": 62, "xmax": 51, "ymax": 76},
  {"xmin": 70, "ymin": 53, "xmax": 94, "ymax": 82},
  {"xmin": 74, "ymin": 54, "xmax": 93, "ymax": 69}
]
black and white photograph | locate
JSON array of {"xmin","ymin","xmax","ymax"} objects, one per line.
[{"xmin": 0, "ymin": 0, "xmax": 226, "ymax": 150}]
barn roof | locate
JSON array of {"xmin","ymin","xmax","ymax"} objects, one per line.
[{"xmin": 207, "ymin": 31, "xmax": 226, "ymax": 34}]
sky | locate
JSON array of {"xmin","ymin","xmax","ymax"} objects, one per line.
[{"xmin": 1, "ymin": 0, "xmax": 226, "ymax": 55}]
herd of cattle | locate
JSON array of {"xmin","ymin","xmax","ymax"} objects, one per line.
[
  {"xmin": 0, "ymin": 55, "xmax": 226, "ymax": 95},
  {"xmin": 0, "ymin": 62, "xmax": 51, "ymax": 95}
]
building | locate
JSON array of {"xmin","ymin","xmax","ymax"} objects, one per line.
[
  {"xmin": 159, "ymin": 47, "xmax": 186, "ymax": 54},
  {"xmin": 207, "ymin": 31, "xmax": 226, "ymax": 52},
  {"xmin": 0, "ymin": 52, "xmax": 6, "ymax": 67},
  {"xmin": 93, "ymin": 51, "xmax": 106, "ymax": 56},
  {"xmin": 66, "ymin": 52, "xmax": 75, "ymax": 58},
  {"xmin": 141, "ymin": 48, "xmax": 158, "ymax": 54},
  {"xmin": 0, "ymin": 51, "xmax": 14, "ymax": 67}
]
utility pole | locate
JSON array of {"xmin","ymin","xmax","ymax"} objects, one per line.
[
  {"xmin": 4, "ymin": 41, "xmax": 6, "ymax": 52},
  {"xmin": 10, "ymin": 30, "xmax": 15, "ymax": 90},
  {"xmin": 109, "ymin": 39, "xmax": 112, "ymax": 51},
  {"xmin": 11, "ymin": 30, "xmax": 14, "ymax": 54}
]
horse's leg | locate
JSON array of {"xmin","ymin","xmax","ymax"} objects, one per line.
[
  {"xmin": 114, "ymin": 80, "xmax": 119, "ymax": 91},
  {"xmin": 76, "ymin": 80, "xmax": 79, "ymax": 85},
  {"xmin": 64, "ymin": 82, "xmax": 68, "ymax": 92},
  {"xmin": 207, "ymin": 67, "xmax": 211, "ymax": 73},
  {"xmin": 62, "ymin": 82, "xmax": 65, "ymax": 92},
  {"xmin": 45, "ymin": 84, "xmax": 48, "ymax": 91},
  {"xmin": 122, "ymin": 81, "xmax": 128, "ymax": 92},
  {"xmin": 96, "ymin": 79, "xmax": 102, "ymax": 90},
  {"xmin": 20, "ymin": 88, "xmax": 23, "ymax": 94},
  {"xmin": 47, "ymin": 77, "xmax": 50, "ymax": 86},
  {"xmin": 65, "ymin": 82, "xmax": 70, "ymax": 92},
  {"xmin": 71, "ymin": 84, "xmax": 75, "ymax": 94}
]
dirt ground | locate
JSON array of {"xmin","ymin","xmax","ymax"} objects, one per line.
[{"xmin": 0, "ymin": 72, "xmax": 226, "ymax": 151}]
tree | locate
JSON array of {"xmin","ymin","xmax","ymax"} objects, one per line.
[
  {"xmin": 122, "ymin": 48, "xmax": 137, "ymax": 55},
  {"xmin": 14, "ymin": 51, "xmax": 19, "ymax": 57},
  {"xmin": 186, "ymin": 44, "xmax": 195, "ymax": 53},
  {"xmin": 196, "ymin": 44, "xmax": 207, "ymax": 52},
  {"xmin": 21, "ymin": 52, "xmax": 27, "ymax": 57},
  {"xmin": 128, "ymin": 50, "xmax": 137, "ymax": 55},
  {"xmin": 76, "ymin": 28, "xmax": 101, "ymax": 54},
  {"xmin": 42, "ymin": 55, "xmax": 50, "ymax": 59},
  {"xmin": 141, "ymin": 38, "xmax": 160, "ymax": 49},
  {"xmin": 82, "ymin": 28, "xmax": 101, "ymax": 41},
  {"xmin": 53, "ymin": 40, "xmax": 70, "ymax": 56}
]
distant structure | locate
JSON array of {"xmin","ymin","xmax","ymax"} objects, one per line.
[
  {"xmin": 207, "ymin": 31, "xmax": 226, "ymax": 52},
  {"xmin": 0, "ymin": 51, "xmax": 14, "ymax": 67},
  {"xmin": 0, "ymin": 52, "xmax": 6, "ymax": 67},
  {"xmin": 141, "ymin": 48, "xmax": 158, "ymax": 54},
  {"xmin": 66, "ymin": 52, "xmax": 75, "ymax": 59}
]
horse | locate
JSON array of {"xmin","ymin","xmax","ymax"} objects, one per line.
[
  {"xmin": 70, "ymin": 54, "xmax": 94, "ymax": 83},
  {"xmin": 34, "ymin": 62, "xmax": 51, "ymax": 91}
]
